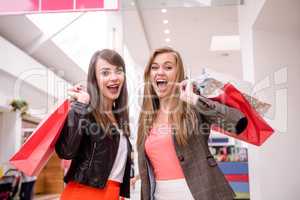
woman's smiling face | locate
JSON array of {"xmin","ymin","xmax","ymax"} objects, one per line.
[
  {"xmin": 149, "ymin": 52, "xmax": 178, "ymax": 100},
  {"xmin": 95, "ymin": 58, "xmax": 125, "ymax": 102}
]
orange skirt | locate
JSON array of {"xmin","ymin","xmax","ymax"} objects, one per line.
[{"xmin": 60, "ymin": 180, "xmax": 120, "ymax": 200}]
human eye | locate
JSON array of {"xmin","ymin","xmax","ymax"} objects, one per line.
[
  {"xmin": 150, "ymin": 64, "xmax": 159, "ymax": 70},
  {"xmin": 116, "ymin": 67, "xmax": 124, "ymax": 74},
  {"xmin": 100, "ymin": 70, "xmax": 110, "ymax": 76},
  {"xmin": 165, "ymin": 65, "xmax": 173, "ymax": 70}
]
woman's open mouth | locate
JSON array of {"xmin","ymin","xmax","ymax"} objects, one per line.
[
  {"xmin": 107, "ymin": 84, "xmax": 120, "ymax": 94},
  {"xmin": 156, "ymin": 79, "xmax": 168, "ymax": 92}
]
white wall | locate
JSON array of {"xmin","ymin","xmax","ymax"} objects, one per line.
[
  {"xmin": 0, "ymin": 33, "xmax": 70, "ymax": 172},
  {"xmin": 0, "ymin": 36, "xmax": 71, "ymax": 102},
  {"xmin": 250, "ymin": 29, "xmax": 300, "ymax": 200},
  {"xmin": 239, "ymin": 0, "xmax": 266, "ymax": 84},
  {"xmin": 122, "ymin": 7, "xmax": 151, "ymax": 68},
  {"xmin": 238, "ymin": 1, "xmax": 265, "ymax": 199},
  {"xmin": 0, "ymin": 69, "xmax": 53, "ymax": 115},
  {"xmin": 107, "ymin": 11, "xmax": 124, "ymax": 54},
  {"xmin": 239, "ymin": 0, "xmax": 300, "ymax": 199},
  {"xmin": 0, "ymin": 111, "xmax": 22, "ymax": 172}
]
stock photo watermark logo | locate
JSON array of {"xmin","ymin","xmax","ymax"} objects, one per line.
[
  {"xmin": 251, "ymin": 67, "xmax": 288, "ymax": 134},
  {"xmin": 13, "ymin": 68, "xmax": 72, "ymax": 116},
  {"xmin": 12, "ymin": 66, "xmax": 288, "ymax": 134},
  {"xmin": 183, "ymin": 66, "xmax": 289, "ymax": 134}
]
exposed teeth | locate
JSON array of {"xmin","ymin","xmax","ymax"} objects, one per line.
[
  {"xmin": 156, "ymin": 79, "xmax": 168, "ymax": 91},
  {"xmin": 107, "ymin": 84, "xmax": 119, "ymax": 88},
  {"xmin": 156, "ymin": 80, "xmax": 167, "ymax": 84},
  {"xmin": 107, "ymin": 84, "xmax": 119, "ymax": 93}
]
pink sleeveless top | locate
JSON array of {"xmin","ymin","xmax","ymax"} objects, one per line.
[{"xmin": 145, "ymin": 124, "xmax": 185, "ymax": 180}]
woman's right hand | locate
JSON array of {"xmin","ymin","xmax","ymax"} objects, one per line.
[{"xmin": 67, "ymin": 84, "xmax": 90, "ymax": 104}]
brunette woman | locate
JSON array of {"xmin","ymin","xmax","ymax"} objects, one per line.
[{"xmin": 55, "ymin": 49, "xmax": 132, "ymax": 200}]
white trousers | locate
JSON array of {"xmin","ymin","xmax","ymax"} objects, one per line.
[{"xmin": 154, "ymin": 179, "xmax": 195, "ymax": 200}]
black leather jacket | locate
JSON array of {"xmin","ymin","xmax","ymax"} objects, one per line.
[{"xmin": 55, "ymin": 101, "xmax": 132, "ymax": 198}]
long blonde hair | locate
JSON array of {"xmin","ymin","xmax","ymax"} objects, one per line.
[{"xmin": 137, "ymin": 47, "xmax": 198, "ymax": 147}]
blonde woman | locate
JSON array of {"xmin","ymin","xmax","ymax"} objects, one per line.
[{"xmin": 137, "ymin": 47, "xmax": 247, "ymax": 200}]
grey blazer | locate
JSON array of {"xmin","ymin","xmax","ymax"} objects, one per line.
[{"xmin": 138, "ymin": 96, "xmax": 248, "ymax": 200}]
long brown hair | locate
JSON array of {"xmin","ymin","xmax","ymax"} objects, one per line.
[
  {"xmin": 137, "ymin": 47, "xmax": 198, "ymax": 146},
  {"xmin": 87, "ymin": 49, "xmax": 130, "ymax": 136}
]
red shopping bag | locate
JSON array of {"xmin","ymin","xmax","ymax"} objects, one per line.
[
  {"xmin": 9, "ymin": 100, "xmax": 70, "ymax": 176},
  {"xmin": 210, "ymin": 83, "xmax": 274, "ymax": 146}
]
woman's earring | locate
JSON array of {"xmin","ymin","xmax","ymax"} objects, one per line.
[{"xmin": 113, "ymin": 101, "xmax": 116, "ymax": 108}]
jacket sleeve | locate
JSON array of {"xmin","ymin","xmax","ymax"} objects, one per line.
[
  {"xmin": 195, "ymin": 95, "xmax": 248, "ymax": 135},
  {"xmin": 55, "ymin": 101, "xmax": 90, "ymax": 160}
]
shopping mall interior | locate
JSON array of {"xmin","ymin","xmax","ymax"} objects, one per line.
[{"xmin": 0, "ymin": 0, "xmax": 299, "ymax": 199}]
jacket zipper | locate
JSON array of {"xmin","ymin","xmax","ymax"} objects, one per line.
[{"xmin": 88, "ymin": 142, "xmax": 97, "ymax": 169}]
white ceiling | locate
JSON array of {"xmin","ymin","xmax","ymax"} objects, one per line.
[
  {"xmin": 0, "ymin": 0, "xmax": 245, "ymax": 86},
  {"xmin": 0, "ymin": 15, "xmax": 86, "ymax": 84},
  {"xmin": 123, "ymin": 1, "xmax": 243, "ymax": 79},
  {"xmin": 122, "ymin": 0, "xmax": 243, "ymax": 9},
  {"xmin": 254, "ymin": 0, "xmax": 300, "ymax": 39},
  {"xmin": 146, "ymin": 6, "xmax": 242, "ymax": 78}
]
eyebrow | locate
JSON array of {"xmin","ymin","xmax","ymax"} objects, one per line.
[
  {"xmin": 99, "ymin": 67, "xmax": 111, "ymax": 71},
  {"xmin": 164, "ymin": 61, "xmax": 174, "ymax": 65},
  {"xmin": 152, "ymin": 61, "xmax": 174, "ymax": 65},
  {"xmin": 99, "ymin": 66, "xmax": 123, "ymax": 71}
]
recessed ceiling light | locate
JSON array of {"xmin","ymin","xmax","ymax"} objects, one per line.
[
  {"xmin": 130, "ymin": 1, "xmax": 135, "ymax": 6},
  {"xmin": 161, "ymin": 9, "xmax": 167, "ymax": 13},
  {"xmin": 164, "ymin": 29, "xmax": 170, "ymax": 34},
  {"xmin": 165, "ymin": 38, "xmax": 171, "ymax": 42},
  {"xmin": 163, "ymin": 19, "xmax": 169, "ymax": 24}
]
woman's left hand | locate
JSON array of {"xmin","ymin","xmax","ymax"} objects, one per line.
[{"xmin": 179, "ymin": 79, "xmax": 199, "ymax": 105}]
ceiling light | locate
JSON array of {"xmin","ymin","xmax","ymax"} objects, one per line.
[
  {"xmin": 161, "ymin": 9, "xmax": 167, "ymax": 13},
  {"xmin": 163, "ymin": 19, "xmax": 169, "ymax": 24},
  {"xmin": 164, "ymin": 29, "xmax": 170, "ymax": 34},
  {"xmin": 195, "ymin": 0, "xmax": 212, "ymax": 6},
  {"xmin": 165, "ymin": 38, "xmax": 171, "ymax": 42}
]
